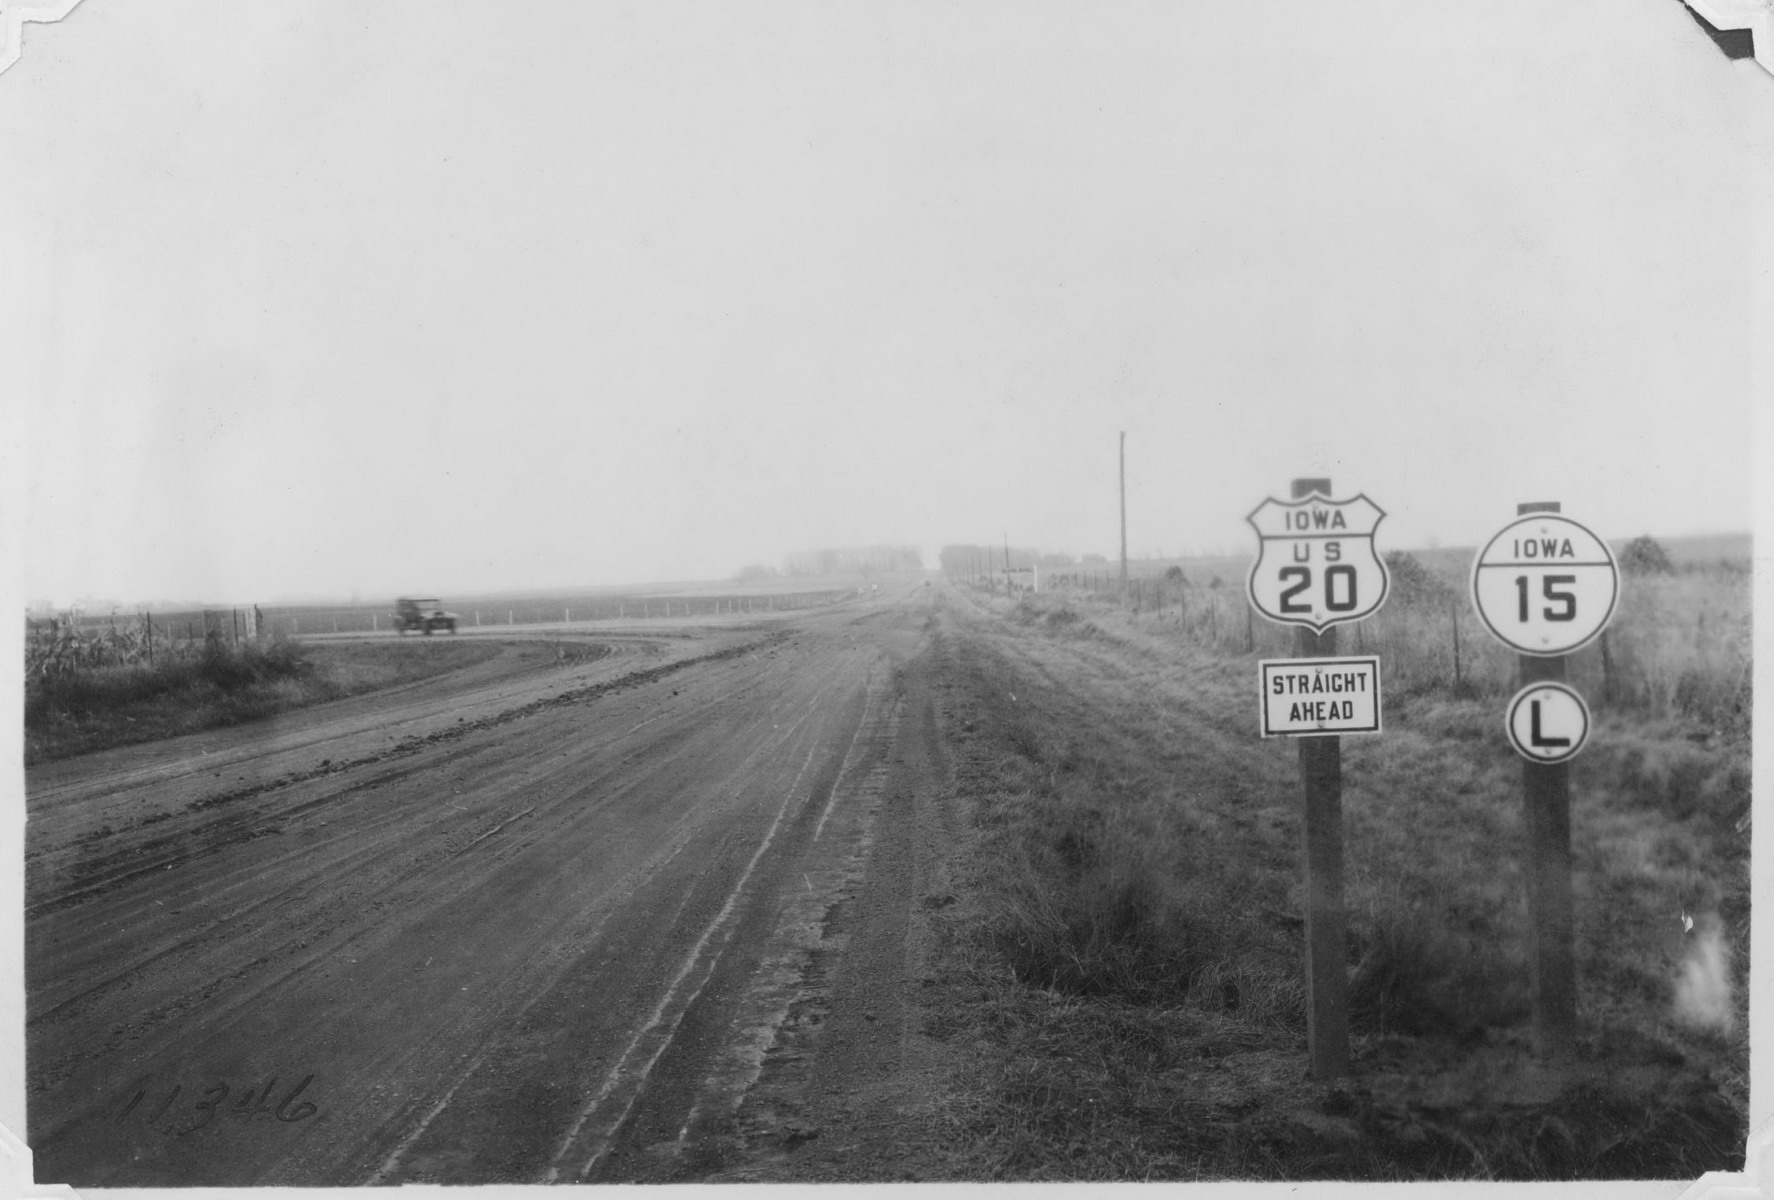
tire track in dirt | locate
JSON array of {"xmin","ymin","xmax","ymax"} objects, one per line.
[
  {"xmin": 25, "ymin": 591, "xmax": 966, "ymax": 1188},
  {"xmin": 301, "ymin": 652, "xmax": 877, "ymax": 1185},
  {"xmin": 27, "ymin": 634, "xmax": 782, "ymax": 920},
  {"xmin": 548, "ymin": 600, "xmax": 959, "ymax": 1185},
  {"xmin": 22, "ymin": 636, "xmax": 629, "ymax": 808},
  {"xmin": 697, "ymin": 635, "xmax": 959, "ymax": 1183},
  {"xmin": 27, "ymin": 601, "xmax": 929, "ymax": 1187},
  {"xmin": 28, "ymin": 643, "xmax": 796, "ymax": 1082},
  {"xmin": 659, "ymin": 665, "xmax": 904, "ymax": 1164},
  {"xmin": 338, "ymin": 670, "xmax": 864, "ymax": 1185}
]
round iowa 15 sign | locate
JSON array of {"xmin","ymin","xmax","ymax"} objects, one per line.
[
  {"xmin": 1471, "ymin": 513, "xmax": 1618, "ymax": 655},
  {"xmin": 1247, "ymin": 492, "xmax": 1389, "ymax": 632}
]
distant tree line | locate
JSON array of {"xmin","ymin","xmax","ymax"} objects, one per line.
[
  {"xmin": 939, "ymin": 545, "xmax": 1081, "ymax": 577},
  {"xmin": 1618, "ymin": 535, "xmax": 1673, "ymax": 575},
  {"xmin": 780, "ymin": 545, "xmax": 924, "ymax": 577},
  {"xmin": 1378, "ymin": 537, "xmax": 1677, "ymax": 610}
]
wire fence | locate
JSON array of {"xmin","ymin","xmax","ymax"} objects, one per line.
[
  {"xmin": 23, "ymin": 608, "xmax": 262, "ymax": 680},
  {"xmin": 966, "ymin": 561, "xmax": 1750, "ymax": 729},
  {"xmin": 252, "ymin": 589, "xmax": 855, "ymax": 637},
  {"xmin": 23, "ymin": 587, "xmax": 860, "ymax": 673}
]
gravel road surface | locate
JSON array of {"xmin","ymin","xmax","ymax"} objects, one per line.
[{"xmin": 26, "ymin": 584, "xmax": 951, "ymax": 1186}]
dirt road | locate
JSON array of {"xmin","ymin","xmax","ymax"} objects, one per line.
[{"xmin": 26, "ymin": 585, "xmax": 954, "ymax": 1186}]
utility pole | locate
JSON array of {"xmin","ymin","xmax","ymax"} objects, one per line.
[{"xmin": 1119, "ymin": 431, "xmax": 1128, "ymax": 592}]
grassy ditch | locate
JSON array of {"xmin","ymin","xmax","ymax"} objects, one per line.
[
  {"xmin": 1052, "ymin": 555, "xmax": 1751, "ymax": 739},
  {"xmin": 918, "ymin": 584, "xmax": 1747, "ymax": 1181},
  {"xmin": 24, "ymin": 638, "xmax": 501, "ymax": 764}
]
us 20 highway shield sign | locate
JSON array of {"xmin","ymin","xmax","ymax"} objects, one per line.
[{"xmin": 1246, "ymin": 492, "xmax": 1389, "ymax": 632}]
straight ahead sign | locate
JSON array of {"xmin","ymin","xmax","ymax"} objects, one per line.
[{"xmin": 1259, "ymin": 656, "xmax": 1382, "ymax": 737}]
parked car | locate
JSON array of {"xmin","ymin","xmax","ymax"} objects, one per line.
[{"xmin": 393, "ymin": 597, "xmax": 459, "ymax": 635}]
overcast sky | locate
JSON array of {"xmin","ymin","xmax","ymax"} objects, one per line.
[{"xmin": 2, "ymin": 0, "xmax": 1769, "ymax": 606}]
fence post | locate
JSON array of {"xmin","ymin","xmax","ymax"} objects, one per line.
[
  {"xmin": 1599, "ymin": 630, "xmax": 1613, "ymax": 706},
  {"xmin": 1451, "ymin": 601, "xmax": 1463, "ymax": 692},
  {"xmin": 145, "ymin": 612, "xmax": 153, "ymax": 665}
]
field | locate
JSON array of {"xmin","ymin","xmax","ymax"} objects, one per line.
[
  {"xmin": 21, "ymin": 577, "xmax": 857, "ymax": 762},
  {"xmin": 21, "ymin": 554, "xmax": 1751, "ymax": 1184},
  {"xmin": 21, "ymin": 578, "xmax": 865, "ymax": 761},
  {"xmin": 26, "ymin": 581, "xmax": 863, "ymax": 646},
  {"xmin": 1044, "ymin": 545, "xmax": 1751, "ymax": 736},
  {"xmin": 902, "ymin": 553, "xmax": 1749, "ymax": 1180},
  {"xmin": 22, "ymin": 638, "xmax": 506, "ymax": 764},
  {"xmin": 255, "ymin": 581, "xmax": 860, "ymax": 638}
]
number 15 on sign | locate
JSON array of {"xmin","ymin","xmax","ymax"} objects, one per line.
[{"xmin": 1470, "ymin": 513, "xmax": 1618, "ymax": 655}]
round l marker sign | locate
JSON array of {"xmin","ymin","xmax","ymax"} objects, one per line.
[{"xmin": 1504, "ymin": 681, "xmax": 1591, "ymax": 763}]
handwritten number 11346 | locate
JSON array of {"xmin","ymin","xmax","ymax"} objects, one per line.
[{"xmin": 115, "ymin": 1073, "xmax": 318, "ymax": 1137}]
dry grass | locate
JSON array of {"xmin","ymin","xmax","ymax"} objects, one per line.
[
  {"xmin": 1048, "ymin": 557, "xmax": 1751, "ymax": 733},
  {"xmin": 23, "ymin": 638, "xmax": 502, "ymax": 763},
  {"xmin": 919, "ymin": 571, "xmax": 1748, "ymax": 1181}
]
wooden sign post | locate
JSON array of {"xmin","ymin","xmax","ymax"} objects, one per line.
[
  {"xmin": 1245, "ymin": 477, "xmax": 1391, "ymax": 1079},
  {"xmin": 1470, "ymin": 500, "xmax": 1618, "ymax": 1054},
  {"xmin": 1518, "ymin": 638, "xmax": 1578, "ymax": 1050},
  {"xmin": 1295, "ymin": 615, "xmax": 1350, "ymax": 1077},
  {"xmin": 1290, "ymin": 478, "xmax": 1348, "ymax": 1078}
]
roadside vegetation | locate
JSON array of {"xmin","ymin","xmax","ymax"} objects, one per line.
[
  {"xmin": 24, "ymin": 629, "xmax": 500, "ymax": 764},
  {"xmin": 920, "ymin": 545, "xmax": 1747, "ymax": 1181}
]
